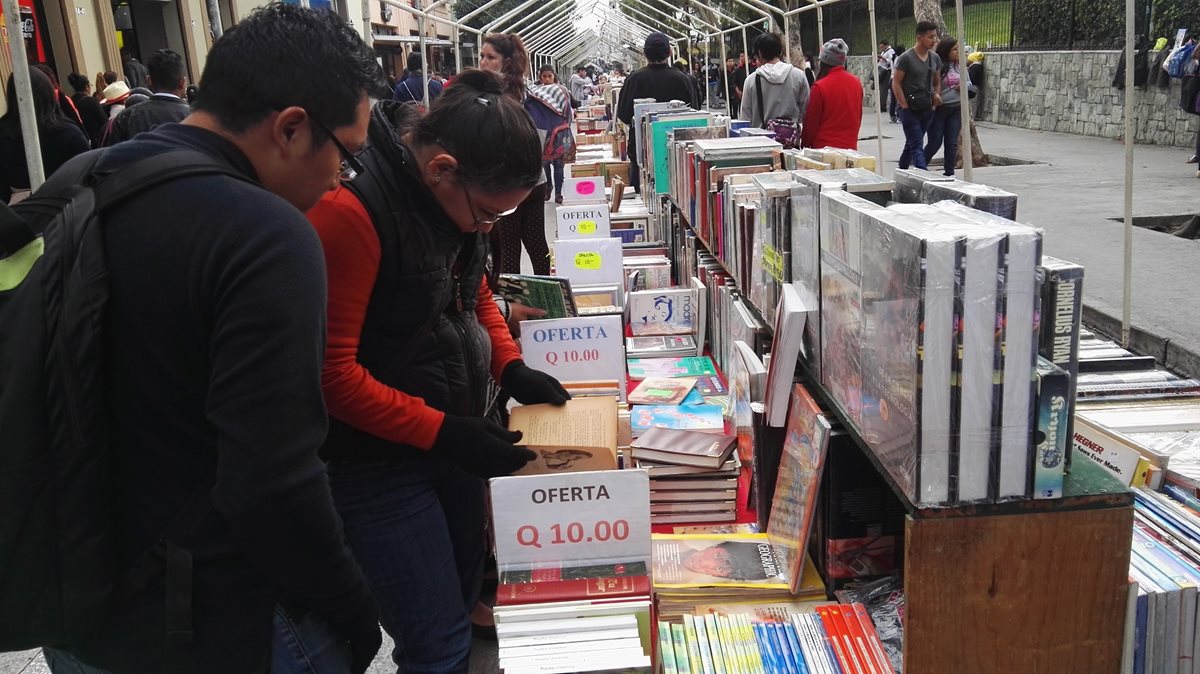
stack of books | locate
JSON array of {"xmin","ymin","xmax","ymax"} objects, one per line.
[
  {"xmin": 656, "ymin": 604, "xmax": 894, "ymax": 674},
  {"xmin": 651, "ymin": 533, "xmax": 825, "ymax": 621},
  {"xmin": 493, "ymin": 560, "xmax": 653, "ymax": 673},
  {"xmin": 631, "ymin": 427, "xmax": 739, "ymax": 524},
  {"xmin": 625, "ymin": 336, "xmax": 699, "ymax": 359}
]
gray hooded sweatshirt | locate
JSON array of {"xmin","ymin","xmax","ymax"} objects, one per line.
[{"xmin": 739, "ymin": 61, "xmax": 811, "ymax": 128}]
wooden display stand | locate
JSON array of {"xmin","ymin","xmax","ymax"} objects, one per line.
[{"xmin": 665, "ymin": 197, "xmax": 1134, "ymax": 674}]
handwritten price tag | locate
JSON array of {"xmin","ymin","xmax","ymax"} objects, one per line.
[
  {"xmin": 489, "ymin": 470, "xmax": 651, "ymax": 568},
  {"xmin": 574, "ymin": 251, "xmax": 602, "ymax": 269},
  {"xmin": 576, "ymin": 220, "xmax": 597, "ymax": 234}
]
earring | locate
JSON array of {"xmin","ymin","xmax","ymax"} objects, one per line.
[{"xmin": 434, "ymin": 174, "xmax": 442, "ymax": 183}]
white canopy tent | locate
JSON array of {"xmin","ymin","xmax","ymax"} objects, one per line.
[{"xmin": 1, "ymin": 0, "xmax": 1139, "ymax": 346}]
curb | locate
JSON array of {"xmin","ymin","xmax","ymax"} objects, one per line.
[{"xmin": 1081, "ymin": 304, "xmax": 1200, "ymax": 380}]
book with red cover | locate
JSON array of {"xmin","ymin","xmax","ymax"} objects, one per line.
[
  {"xmin": 817, "ymin": 605, "xmax": 865, "ymax": 674},
  {"xmin": 496, "ymin": 575, "xmax": 652, "ymax": 607}
]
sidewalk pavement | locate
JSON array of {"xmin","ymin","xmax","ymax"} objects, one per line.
[{"xmin": 859, "ymin": 107, "xmax": 1200, "ymax": 377}]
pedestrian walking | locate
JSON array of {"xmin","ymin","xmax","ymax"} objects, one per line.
[
  {"xmin": 925, "ymin": 36, "xmax": 975, "ymax": 176},
  {"xmin": 892, "ymin": 22, "xmax": 942, "ymax": 170},
  {"xmin": 802, "ymin": 38, "xmax": 864, "ymax": 151},
  {"xmin": 616, "ymin": 32, "xmax": 697, "ymax": 193},
  {"xmin": 878, "ymin": 40, "xmax": 895, "ymax": 115},
  {"xmin": 739, "ymin": 32, "xmax": 810, "ymax": 130}
]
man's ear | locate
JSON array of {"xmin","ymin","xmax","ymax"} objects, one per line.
[{"xmin": 272, "ymin": 106, "xmax": 312, "ymax": 154}]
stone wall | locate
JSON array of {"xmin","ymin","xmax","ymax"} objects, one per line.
[
  {"xmin": 846, "ymin": 55, "xmax": 882, "ymax": 109},
  {"xmin": 977, "ymin": 51, "xmax": 1198, "ymax": 148}
]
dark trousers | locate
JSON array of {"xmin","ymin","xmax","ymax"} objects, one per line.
[
  {"xmin": 543, "ymin": 159, "xmax": 565, "ymax": 198},
  {"xmin": 497, "ymin": 191, "xmax": 551, "ymax": 275},
  {"xmin": 926, "ymin": 105, "xmax": 964, "ymax": 177},
  {"xmin": 898, "ymin": 107, "xmax": 936, "ymax": 170},
  {"xmin": 878, "ymin": 71, "xmax": 892, "ymax": 112},
  {"xmin": 327, "ymin": 459, "xmax": 486, "ymax": 674}
]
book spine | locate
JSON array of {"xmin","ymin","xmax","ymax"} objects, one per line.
[
  {"xmin": 673, "ymin": 622, "xmax": 695, "ymax": 674},
  {"xmin": 1038, "ymin": 263, "xmax": 1083, "ymax": 471},
  {"xmin": 850, "ymin": 603, "xmax": 895, "ymax": 674},
  {"xmin": 495, "ymin": 576, "xmax": 651, "ymax": 606},
  {"xmin": 754, "ymin": 622, "xmax": 782, "ymax": 674},
  {"xmin": 1032, "ymin": 361, "xmax": 1068, "ymax": 499},
  {"xmin": 661, "ymin": 621, "xmax": 680, "ymax": 674}
]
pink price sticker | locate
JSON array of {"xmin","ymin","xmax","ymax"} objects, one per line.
[{"xmin": 575, "ymin": 181, "xmax": 597, "ymax": 196}]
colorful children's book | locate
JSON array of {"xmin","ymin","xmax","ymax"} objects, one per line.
[
  {"xmin": 627, "ymin": 356, "xmax": 718, "ymax": 380},
  {"xmin": 629, "ymin": 377, "xmax": 699, "ymax": 406},
  {"xmin": 630, "ymin": 404, "xmax": 725, "ymax": 436}
]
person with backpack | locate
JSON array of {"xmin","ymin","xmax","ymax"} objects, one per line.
[
  {"xmin": 66, "ymin": 72, "xmax": 110, "ymax": 146},
  {"xmin": 305, "ymin": 69, "xmax": 567, "ymax": 674},
  {"xmin": 538, "ymin": 64, "xmax": 575, "ymax": 203},
  {"xmin": 892, "ymin": 22, "xmax": 943, "ymax": 170},
  {"xmin": 480, "ymin": 32, "xmax": 558, "ymax": 274},
  {"xmin": 0, "ymin": 69, "xmax": 90, "ymax": 203},
  {"xmin": 4, "ymin": 5, "xmax": 388, "ymax": 673},
  {"xmin": 739, "ymin": 32, "xmax": 810, "ymax": 147},
  {"xmin": 801, "ymin": 38, "xmax": 863, "ymax": 151},
  {"xmin": 393, "ymin": 52, "xmax": 443, "ymax": 106}
]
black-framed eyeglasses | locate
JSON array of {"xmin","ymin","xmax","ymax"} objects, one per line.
[
  {"xmin": 461, "ymin": 182, "xmax": 518, "ymax": 227},
  {"xmin": 310, "ymin": 116, "xmax": 366, "ymax": 182}
]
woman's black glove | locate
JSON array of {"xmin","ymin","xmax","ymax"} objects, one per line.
[
  {"xmin": 431, "ymin": 416, "xmax": 536, "ymax": 478},
  {"xmin": 501, "ymin": 361, "xmax": 571, "ymax": 406}
]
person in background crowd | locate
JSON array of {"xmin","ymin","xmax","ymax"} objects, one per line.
[
  {"xmin": 104, "ymin": 49, "xmax": 191, "ymax": 146},
  {"xmin": 892, "ymin": 22, "xmax": 942, "ymax": 170},
  {"xmin": 36, "ymin": 6, "xmax": 386, "ymax": 674},
  {"xmin": 925, "ymin": 36, "xmax": 975, "ymax": 177},
  {"xmin": 99, "ymin": 80, "xmax": 133, "ymax": 121},
  {"xmin": 393, "ymin": 52, "xmax": 443, "ymax": 105},
  {"xmin": 677, "ymin": 59, "xmax": 704, "ymax": 109},
  {"xmin": 121, "ymin": 49, "xmax": 150, "ymax": 89},
  {"xmin": 569, "ymin": 65, "xmax": 591, "ymax": 104},
  {"xmin": 304, "ymin": 68, "xmax": 567, "ymax": 674},
  {"xmin": 707, "ymin": 59, "xmax": 722, "ymax": 107},
  {"xmin": 538, "ymin": 64, "xmax": 573, "ymax": 203},
  {"xmin": 878, "ymin": 40, "xmax": 895, "ymax": 116},
  {"xmin": 617, "ymin": 32, "xmax": 697, "ymax": 194},
  {"xmin": 186, "ymin": 84, "xmax": 199, "ymax": 104},
  {"xmin": 479, "ymin": 32, "xmax": 554, "ymax": 274},
  {"xmin": 67, "ymin": 72, "xmax": 109, "ymax": 146},
  {"xmin": 0, "ymin": 69, "xmax": 90, "ymax": 203},
  {"xmin": 731, "ymin": 53, "xmax": 747, "ymax": 116},
  {"xmin": 800, "ymin": 52, "xmax": 816, "ymax": 86},
  {"xmin": 31, "ymin": 64, "xmax": 85, "ymax": 132},
  {"xmin": 802, "ymin": 38, "xmax": 864, "ymax": 151},
  {"xmin": 94, "ymin": 70, "xmax": 118, "ymax": 100},
  {"xmin": 889, "ymin": 43, "xmax": 905, "ymax": 121},
  {"xmin": 739, "ymin": 33, "xmax": 810, "ymax": 129},
  {"xmin": 966, "ymin": 50, "xmax": 985, "ymax": 119}
]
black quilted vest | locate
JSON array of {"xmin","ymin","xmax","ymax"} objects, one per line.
[{"xmin": 321, "ymin": 102, "xmax": 492, "ymax": 462}]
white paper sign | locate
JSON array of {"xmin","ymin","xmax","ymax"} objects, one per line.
[
  {"xmin": 520, "ymin": 315, "xmax": 626, "ymax": 397},
  {"xmin": 556, "ymin": 204, "xmax": 612, "ymax": 240},
  {"xmin": 554, "ymin": 237, "xmax": 623, "ymax": 287},
  {"xmin": 562, "ymin": 176, "xmax": 607, "ymax": 204},
  {"xmin": 490, "ymin": 469, "xmax": 651, "ymax": 569}
]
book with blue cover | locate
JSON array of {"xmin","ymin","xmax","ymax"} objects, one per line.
[{"xmin": 630, "ymin": 405, "xmax": 724, "ymax": 437}]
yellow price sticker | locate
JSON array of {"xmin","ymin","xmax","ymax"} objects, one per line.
[
  {"xmin": 577, "ymin": 220, "xmax": 597, "ymax": 234},
  {"xmin": 574, "ymin": 252, "xmax": 602, "ymax": 270}
]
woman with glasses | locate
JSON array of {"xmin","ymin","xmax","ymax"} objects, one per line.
[{"xmin": 303, "ymin": 69, "xmax": 570, "ymax": 674}]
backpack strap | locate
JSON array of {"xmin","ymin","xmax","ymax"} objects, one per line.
[
  {"xmin": 91, "ymin": 148, "xmax": 254, "ymax": 212},
  {"xmin": 755, "ymin": 73, "xmax": 767, "ymax": 128}
]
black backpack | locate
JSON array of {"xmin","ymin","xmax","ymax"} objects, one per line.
[{"xmin": 0, "ymin": 149, "xmax": 249, "ymax": 651}]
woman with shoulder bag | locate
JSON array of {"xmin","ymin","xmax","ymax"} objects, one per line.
[{"xmin": 924, "ymin": 37, "xmax": 975, "ymax": 177}]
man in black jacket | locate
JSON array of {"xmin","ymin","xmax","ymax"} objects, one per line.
[
  {"xmin": 617, "ymin": 31, "xmax": 698, "ymax": 194},
  {"xmin": 105, "ymin": 49, "xmax": 191, "ymax": 145},
  {"xmin": 39, "ymin": 6, "xmax": 387, "ymax": 674}
]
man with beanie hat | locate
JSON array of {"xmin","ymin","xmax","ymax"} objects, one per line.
[
  {"xmin": 801, "ymin": 38, "xmax": 864, "ymax": 150},
  {"xmin": 739, "ymin": 32, "xmax": 809, "ymax": 129},
  {"xmin": 617, "ymin": 31, "xmax": 698, "ymax": 193}
]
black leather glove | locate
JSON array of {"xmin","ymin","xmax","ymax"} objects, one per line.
[
  {"xmin": 501, "ymin": 361, "xmax": 571, "ymax": 406},
  {"xmin": 431, "ymin": 415, "xmax": 536, "ymax": 478}
]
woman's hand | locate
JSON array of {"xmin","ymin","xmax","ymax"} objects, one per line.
[{"xmin": 507, "ymin": 301, "xmax": 546, "ymax": 337}]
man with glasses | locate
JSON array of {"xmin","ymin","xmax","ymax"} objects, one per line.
[{"xmin": 38, "ymin": 5, "xmax": 389, "ymax": 674}]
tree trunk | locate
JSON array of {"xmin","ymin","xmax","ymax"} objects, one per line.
[
  {"xmin": 912, "ymin": 0, "xmax": 947, "ymax": 37},
  {"xmin": 955, "ymin": 118, "xmax": 990, "ymax": 168}
]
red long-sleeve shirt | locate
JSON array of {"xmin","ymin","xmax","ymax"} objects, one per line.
[
  {"xmin": 801, "ymin": 66, "xmax": 864, "ymax": 151},
  {"xmin": 307, "ymin": 186, "xmax": 522, "ymax": 450}
]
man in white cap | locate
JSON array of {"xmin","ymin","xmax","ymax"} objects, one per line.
[{"xmin": 802, "ymin": 38, "xmax": 864, "ymax": 150}]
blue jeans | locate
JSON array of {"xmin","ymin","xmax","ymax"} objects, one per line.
[
  {"xmin": 543, "ymin": 159, "xmax": 565, "ymax": 197},
  {"xmin": 898, "ymin": 107, "xmax": 936, "ymax": 170},
  {"xmin": 326, "ymin": 459, "xmax": 486, "ymax": 674},
  {"xmin": 44, "ymin": 608, "xmax": 348, "ymax": 674},
  {"xmin": 925, "ymin": 105, "xmax": 963, "ymax": 177}
]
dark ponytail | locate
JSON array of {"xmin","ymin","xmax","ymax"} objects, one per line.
[{"xmin": 410, "ymin": 69, "xmax": 542, "ymax": 193}]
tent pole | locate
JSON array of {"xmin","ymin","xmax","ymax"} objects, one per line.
[
  {"xmin": 2, "ymin": 0, "xmax": 44, "ymax": 191},
  {"xmin": 720, "ymin": 37, "xmax": 730, "ymax": 114},
  {"xmin": 783, "ymin": 14, "xmax": 791, "ymax": 62},
  {"xmin": 955, "ymin": 0, "xmax": 972, "ymax": 180},
  {"xmin": 1121, "ymin": 0, "xmax": 1134, "ymax": 347},
  {"xmin": 817, "ymin": 6, "xmax": 824, "ymax": 46},
  {"xmin": 868, "ymin": 0, "xmax": 884, "ymax": 169}
]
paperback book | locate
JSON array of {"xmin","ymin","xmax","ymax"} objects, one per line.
[
  {"xmin": 628, "ymin": 377, "xmax": 698, "ymax": 406},
  {"xmin": 630, "ymin": 427, "xmax": 737, "ymax": 468},
  {"xmin": 497, "ymin": 274, "xmax": 578, "ymax": 319}
]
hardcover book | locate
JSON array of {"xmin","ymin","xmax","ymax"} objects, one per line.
[
  {"xmin": 628, "ymin": 377, "xmax": 699, "ymax": 406},
  {"xmin": 630, "ymin": 427, "xmax": 737, "ymax": 468},
  {"xmin": 1037, "ymin": 255, "xmax": 1083, "ymax": 471},
  {"xmin": 630, "ymin": 404, "xmax": 724, "ymax": 436},
  {"xmin": 497, "ymin": 274, "xmax": 578, "ymax": 319},
  {"xmin": 496, "ymin": 575, "xmax": 651, "ymax": 607},
  {"xmin": 627, "ymin": 288, "xmax": 696, "ymax": 336},
  {"xmin": 1033, "ymin": 357, "xmax": 1069, "ymax": 499}
]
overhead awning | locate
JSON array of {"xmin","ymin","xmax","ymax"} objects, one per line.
[{"xmin": 372, "ymin": 35, "xmax": 455, "ymax": 49}]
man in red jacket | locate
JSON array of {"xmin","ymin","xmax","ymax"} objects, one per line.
[{"xmin": 801, "ymin": 38, "xmax": 864, "ymax": 151}]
